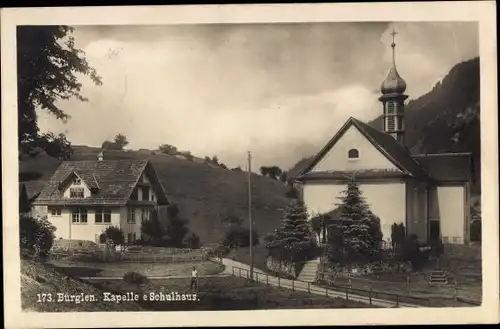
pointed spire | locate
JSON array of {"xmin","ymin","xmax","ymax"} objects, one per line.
[{"xmin": 381, "ymin": 26, "xmax": 407, "ymax": 95}]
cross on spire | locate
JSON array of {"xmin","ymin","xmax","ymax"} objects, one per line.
[{"xmin": 390, "ymin": 27, "xmax": 398, "ymax": 47}]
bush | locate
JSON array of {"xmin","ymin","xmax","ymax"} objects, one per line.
[
  {"xmin": 19, "ymin": 215, "xmax": 56, "ymax": 258},
  {"xmin": 401, "ymin": 234, "xmax": 425, "ymax": 270},
  {"xmin": 185, "ymin": 232, "xmax": 201, "ymax": 249},
  {"xmin": 222, "ymin": 226, "xmax": 259, "ymax": 248},
  {"xmin": 470, "ymin": 220, "xmax": 481, "ymax": 242},
  {"xmin": 103, "ymin": 226, "xmax": 125, "ymax": 245},
  {"xmin": 123, "ymin": 272, "xmax": 149, "ymax": 285}
]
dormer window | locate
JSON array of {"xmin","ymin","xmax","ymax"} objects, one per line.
[
  {"xmin": 348, "ymin": 148, "xmax": 359, "ymax": 159},
  {"xmin": 70, "ymin": 187, "xmax": 84, "ymax": 198}
]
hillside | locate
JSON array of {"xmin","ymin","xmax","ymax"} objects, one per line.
[
  {"xmin": 288, "ymin": 57, "xmax": 481, "ymax": 194},
  {"xmin": 19, "ymin": 146, "xmax": 290, "ymax": 245},
  {"xmin": 21, "ymin": 258, "xmax": 143, "ymax": 311}
]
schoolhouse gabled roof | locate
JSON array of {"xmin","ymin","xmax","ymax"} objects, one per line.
[
  {"xmin": 32, "ymin": 159, "xmax": 170, "ymax": 206},
  {"xmin": 297, "ymin": 117, "xmax": 430, "ymax": 179}
]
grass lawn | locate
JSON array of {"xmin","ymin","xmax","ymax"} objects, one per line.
[
  {"xmin": 47, "ymin": 260, "xmax": 225, "ymax": 278},
  {"xmin": 89, "ymin": 275, "xmax": 377, "ymax": 310},
  {"xmin": 229, "ymin": 245, "xmax": 269, "ymax": 273},
  {"xmin": 319, "ymin": 244, "xmax": 483, "ymax": 307}
]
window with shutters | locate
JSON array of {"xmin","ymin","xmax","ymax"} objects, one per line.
[
  {"xmin": 387, "ymin": 102, "xmax": 396, "ymax": 115},
  {"xmin": 398, "ymin": 117, "xmax": 404, "ymax": 131}
]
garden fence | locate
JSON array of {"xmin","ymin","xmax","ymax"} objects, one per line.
[
  {"xmin": 229, "ymin": 265, "xmax": 422, "ymax": 308},
  {"xmin": 316, "ymin": 270, "xmax": 481, "ymax": 306},
  {"xmin": 49, "ymin": 246, "xmax": 210, "ymax": 263}
]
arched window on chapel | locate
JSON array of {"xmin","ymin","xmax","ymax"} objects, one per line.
[{"xmin": 348, "ymin": 148, "xmax": 359, "ymax": 159}]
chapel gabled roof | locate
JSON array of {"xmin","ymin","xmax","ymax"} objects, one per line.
[
  {"xmin": 297, "ymin": 117, "xmax": 430, "ymax": 179},
  {"xmin": 32, "ymin": 159, "xmax": 170, "ymax": 206}
]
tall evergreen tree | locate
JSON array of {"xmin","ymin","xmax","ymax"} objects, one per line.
[
  {"xmin": 268, "ymin": 199, "xmax": 315, "ymax": 262},
  {"xmin": 328, "ymin": 178, "xmax": 382, "ymax": 262}
]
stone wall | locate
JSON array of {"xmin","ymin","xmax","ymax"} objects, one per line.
[{"xmin": 324, "ymin": 261, "xmax": 412, "ymax": 277}]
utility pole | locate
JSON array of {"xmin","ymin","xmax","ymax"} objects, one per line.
[{"xmin": 248, "ymin": 151, "xmax": 254, "ymax": 282}]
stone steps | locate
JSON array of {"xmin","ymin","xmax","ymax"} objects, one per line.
[
  {"xmin": 428, "ymin": 271, "xmax": 448, "ymax": 285},
  {"xmin": 297, "ymin": 259, "xmax": 320, "ymax": 283}
]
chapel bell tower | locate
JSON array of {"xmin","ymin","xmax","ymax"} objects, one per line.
[{"xmin": 379, "ymin": 27, "xmax": 408, "ymax": 146}]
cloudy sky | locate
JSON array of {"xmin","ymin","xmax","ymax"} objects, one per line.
[{"xmin": 37, "ymin": 22, "xmax": 479, "ymax": 170}]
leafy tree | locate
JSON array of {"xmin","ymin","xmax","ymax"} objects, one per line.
[
  {"xmin": 113, "ymin": 134, "xmax": 129, "ymax": 150},
  {"xmin": 328, "ymin": 179, "xmax": 383, "ymax": 262},
  {"xmin": 211, "ymin": 155, "xmax": 219, "ymax": 165},
  {"xmin": 165, "ymin": 204, "xmax": 190, "ymax": 248},
  {"xmin": 19, "ymin": 215, "xmax": 56, "ymax": 258},
  {"xmin": 101, "ymin": 140, "xmax": 119, "ymax": 150},
  {"xmin": 140, "ymin": 209, "xmax": 166, "ymax": 243},
  {"xmin": 222, "ymin": 226, "xmax": 259, "ymax": 248},
  {"xmin": 260, "ymin": 166, "xmax": 283, "ymax": 180},
  {"xmin": 159, "ymin": 144, "xmax": 179, "ymax": 155},
  {"xmin": 103, "ymin": 226, "xmax": 125, "ymax": 245},
  {"xmin": 18, "ymin": 26, "xmax": 102, "ymax": 158},
  {"xmin": 39, "ymin": 132, "xmax": 74, "ymax": 160},
  {"xmin": 221, "ymin": 214, "xmax": 258, "ymax": 248},
  {"xmin": 19, "ymin": 184, "xmax": 31, "ymax": 214},
  {"xmin": 231, "ymin": 166, "xmax": 243, "ymax": 172},
  {"xmin": 268, "ymin": 166, "xmax": 283, "ymax": 180},
  {"xmin": 185, "ymin": 232, "xmax": 201, "ymax": 249},
  {"xmin": 182, "ymin": 151, "xmax": 194, "ymax": 162},
  {"xmin": 390, "ymin": 223, "xmax": 406, "ymax": 254},
  {"xmin": 280, "ymin": 171, "xmax": 288, "ymax": 183}
]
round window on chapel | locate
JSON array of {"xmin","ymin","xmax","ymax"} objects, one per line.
[{"xmin": 348, "ymin": 148, "xmax": 359, "ymax": 159}]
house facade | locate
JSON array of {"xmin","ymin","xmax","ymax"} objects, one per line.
[
  {"xmin": 31, "ymin": 157, "xmax": 170, "ymax": 244},
  {"xmin": 295, "ymin": 31, "xmax": 472, "ymax": 246}
]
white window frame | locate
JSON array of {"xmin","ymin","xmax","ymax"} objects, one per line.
[
  {"xmin": 95, "ymin": 208, "xmax": 112, "ymax": 224},
  {"xmin": 73, "ymin": 178, "xmax": 82, "ymax": 185},
  {"xmin": 72, "ymin": 208, "xmax": 88, "ymax": 224},
  {"xmin": 50, "ymin": 207, "xmax": 62, "ymax": 216},
  {"xmin": 70, "ymin": 187, "xmax": 84, "ymax": 198}
]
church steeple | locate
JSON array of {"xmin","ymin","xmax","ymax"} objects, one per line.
[{"xmin": 379, "ymin": 27, "xmax": 408, "ymax": 146}]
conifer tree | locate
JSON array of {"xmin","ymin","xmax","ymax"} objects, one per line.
[
  {"xmin": 328, "ymin": 177, "xmax": 382, "ymax": 262},
  {"xmin": 268, "ymin": 199, "xmax": 315, "ymax": 262}
]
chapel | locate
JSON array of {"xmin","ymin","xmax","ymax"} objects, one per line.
[{"xmin": 296, "ymin": 29, "xmax": 473, "ymax": 245}]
